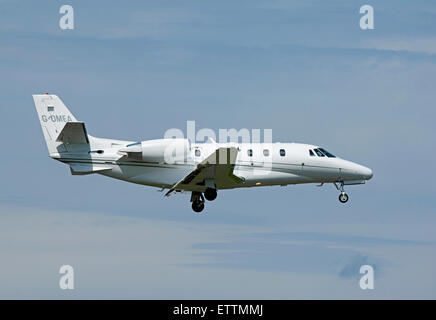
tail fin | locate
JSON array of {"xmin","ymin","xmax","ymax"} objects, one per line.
[{"xmin": 33, "ymin": 94, "xmax": 82, "ymax": 155}]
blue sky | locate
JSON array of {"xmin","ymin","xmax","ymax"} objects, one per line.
[{"xmin": 0, "ymin": 0, "xmax": 435, "ymax": 298}]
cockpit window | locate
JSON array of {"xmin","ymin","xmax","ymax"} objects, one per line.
[
  {"xmin": 309, "ymin": 150, "xmax": 315, "ymax": 156},
  {"xmin": 314, "ymin": 148, "xmax": 325, "ymax": 157},
  {"xmin": 318, "ymin": 147, "xmax": 336, "ymax": 158}
]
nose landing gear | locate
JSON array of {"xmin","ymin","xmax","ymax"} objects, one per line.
[
  {"xmin": 339, "ymin": 192, "xmax": 349, "ymax": 203},
  {"xmin": 334, "ymin": 182, "xmax": 349, "ymax": 203}
]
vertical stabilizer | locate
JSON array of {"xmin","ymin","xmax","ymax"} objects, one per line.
[{"xmin": 33, "ymin": 94, "xmax": 79, "ymax": 155}]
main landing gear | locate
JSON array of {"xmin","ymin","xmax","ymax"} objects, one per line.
[
  {"xmin": 192, "ymin": 199, "xmax": 205, "ymax": 213},
  {"xmin": 191, "ymin": 188, "xmax": 218, "ymax": 213},
  {"xmin": 334, "ymin": 182, "xmax": 349, "ymax": 204},
  {"xmin": 204, "ymin": 188, "xmax": 217, "ymax": 201}
]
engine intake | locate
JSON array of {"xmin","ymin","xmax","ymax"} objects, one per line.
[{"xmin": 120, "ymin": 139, "xmax": 190, "ymax": 164}]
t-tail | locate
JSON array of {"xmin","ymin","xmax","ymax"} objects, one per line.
[{"xmin": 33, "ymin": 94, "xmax": 89, "ymax": 157}]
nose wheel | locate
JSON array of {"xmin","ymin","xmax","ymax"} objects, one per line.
[
  {"xmin": 339, "ymin": 192, "xmax": 349, "ymax": 203},
  {"xmin": 334, "ymin": 182, "xmax": 349, "ymax": 204}
]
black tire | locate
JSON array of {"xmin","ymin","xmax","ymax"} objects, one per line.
[
  {"xmin": 339, "ymin": 193, "xmax": 349, "ymax": 203},
  {"xmin": 204, "ymin": 188, "xmax": 217, "ymax": 201},
  {"xmin": 192, "ymin": 200, "xmax": 205, "ymax": 213}
]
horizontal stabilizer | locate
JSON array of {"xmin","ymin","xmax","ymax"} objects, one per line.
[
  {"xmin": 69, "ymin": 163, "xmax": 112, "ymax": 175},
  {"xmin": 56, "ymin": 122, "xmax": 89, "ymax": 144}
]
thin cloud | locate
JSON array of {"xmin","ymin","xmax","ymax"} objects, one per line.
[{"xmin": 361, "ymin": 37, "xmax": 436, "ymax": 55}]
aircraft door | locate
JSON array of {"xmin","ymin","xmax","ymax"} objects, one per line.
[{"xmin": 252, "ymin": 145, "xmax": 264, "ymax": 167}]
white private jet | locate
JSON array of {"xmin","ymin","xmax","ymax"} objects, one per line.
[{"xmin": 33, "ymin": 94, "xmax": 373, "ymax": 213}]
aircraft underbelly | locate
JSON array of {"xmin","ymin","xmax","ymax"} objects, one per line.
[
  {"xmin": 103, "ymin": 164, "xmax": 193, "ymax": 187},
  {"xmin": 100, "ymin": 162, "xmax": 340, "ymax": 189},
  {"xmin": 236, "ymin": 168, "xmax": 307, "ymax": 186}
]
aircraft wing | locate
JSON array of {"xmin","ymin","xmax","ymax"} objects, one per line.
[
  {"xmin": 56, "ymin": 122, "xmax": 89, "ymax": 144},
  {"xmin": 165, "ymin": 147, "xmax": 244, "ymax": 196}
]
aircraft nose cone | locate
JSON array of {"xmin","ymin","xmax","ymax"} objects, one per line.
[
  {"xmin": 338, "ymin": 160, "xmax": 373, "ymax": 181},
  {"xmin": 362, "ymin": 166, "xmax": 373, "ymax": 180},
  {"xmin": 366, "ymin": 168, "xmax": 373, "ymax": 180}
]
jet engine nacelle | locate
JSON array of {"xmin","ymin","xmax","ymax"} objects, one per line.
[{"xmin": 141, "ymin": 139, "xmax": 190, "ymax": 164}]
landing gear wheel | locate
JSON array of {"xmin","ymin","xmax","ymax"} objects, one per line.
[
  {"xmin": 192, "ymin": 200, "xmax": 205, "ymax": 213},
  {"xmin": 339, "ymin": 192, "xmax": 349, "ymax": 203},
  {"xmin": 204, "ymin": 188, "xmax": 217, "ymax": 201}
]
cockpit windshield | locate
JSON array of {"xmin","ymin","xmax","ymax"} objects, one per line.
[
  {"xmin": 318, "ymin": 147, "xmax": 336, "ymax": 158},
  {"xmin": 313, "ymin": 148, "xmax": 325, "ymax": 157}
]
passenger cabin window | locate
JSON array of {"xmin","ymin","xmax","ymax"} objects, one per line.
[
  {"xmin": 309, "ymin": 150, "xmax": 315, "ymax": 156},
  {"xmin": 247, "ymin": 149, "xmax": 253, "ymax": 157},
  {"xmin": 280, "ymin": 149, "xmax": 285, "ymax": 157},
  {"xmin": 318, "ymin": 147, "xmax": 336, "ymax": 158},
  {"xmin": 263, "ymin": 149, "xmax": 269, "ymax": 157},
  {"xmin": 314, "ymin": 148, "xmax": 325, "ymax": 157},
  {"xmin": 195, "ymin": 149, "xmax": 201, "ymax": 157}
]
